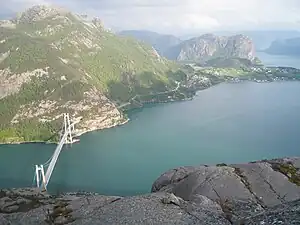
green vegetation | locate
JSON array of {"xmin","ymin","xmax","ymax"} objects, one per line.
[
  {"xmin": 271, "ymin": 162, "xmax": 300, "ymax": 186},
  {"xmin": 0, "ymin": 7, "xmax": 184, "ymax": 143},
  {"xmin": 203, "ymin": 57, "xmax": 255, "ymax": 69},
  {"xmin": 1, "ymin": 7, "xmax": 299, "ymax": 144},
  {"xmin": 188, "ymin": 58, "xmax": 300, "ymax": 83},
  {"xmin": 45, "ymin": 200, "xmax": 76, "ymax": 224},
  {"xmin": 216, "ymin": 163, "xmax": 228, "ymax": 167}
]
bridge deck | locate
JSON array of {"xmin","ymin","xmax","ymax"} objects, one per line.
[{"xmin": 44, "ymin": 121, "xmax": 77, "ymax": 187}]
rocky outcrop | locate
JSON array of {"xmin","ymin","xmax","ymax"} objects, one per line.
[
  {"xmin": 152, "ymin": 157, "xmax": 300, "ymax": 224},
  {"xmin": 0, "ymin": 189, "xmax": 230, "ymax": 225},
  {"xmin": 1, "ymin": 157, "xmax": 300, "ymax": 224},
  {"xmin": 91, "ymin": 18, "xmax": 105, "ymax": 30},
  {"xmin": 165, "ymin": 33, "xmax": 256, "ymax": 62},
  {"xmin": 118, "ymin": 31, "xmax": 256, "ymax": 63},
  {"xmin": 16, "ymin": 5, "xmax": 68, "ymax": 24}
]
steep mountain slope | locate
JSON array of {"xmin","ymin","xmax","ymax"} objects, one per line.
[
  {"xmin": 118, "ymin": 30, "xmax": 181, "ymax": 56},
  {"xmin": 0, "ymin": 5, "xmax": 182, "ymax": 143},
  {"xmin": 165, "ymin": 33, "xmax": 256, "ymax": 62},
  {"xmin": 199, "ymin": 30, "xmax": 300, "ymax": 50},
  {"xmin": 119, "ymin": 31, "xmax": 256, "ymax": 63},
  {"xmin": 265, "ymin": 37, "xmax": 300, "ymax": 56}
]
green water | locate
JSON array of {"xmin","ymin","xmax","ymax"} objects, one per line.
[{"xmin": 1, "ymin": 82, "xmax": 300, "ymax": 196}]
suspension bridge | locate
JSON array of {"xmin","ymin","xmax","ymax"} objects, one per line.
[{"xmin": 33, "ymin": 113, "xmax": 78, "ymax": 191}]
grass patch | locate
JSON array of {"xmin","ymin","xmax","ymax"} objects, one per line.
[
  {"xmin": 45, "ymin": 200, "xmax": 76, "ymax": 225},
  {"xmin": 271, "ymin": 162, "xmax": 300, "ymax": 186}
]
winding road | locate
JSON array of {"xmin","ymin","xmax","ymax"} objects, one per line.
[{"xmin": 117, "ymin": 81, "xmax": 181, "ymax": 109}]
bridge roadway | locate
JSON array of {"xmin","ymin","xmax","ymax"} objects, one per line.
[
  {"xmin": 44, "ymin": 82, "xmax": 181, "ymax": 186},
  {"xmin": 44, "ymin": 121, "xmax": 77, "ymax": 187}
]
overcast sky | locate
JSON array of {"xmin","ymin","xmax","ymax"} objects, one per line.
[{"xmin": 2, "ymin": 0, "xmax": 300, "ymax": 35}]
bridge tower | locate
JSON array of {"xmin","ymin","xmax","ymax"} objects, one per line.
[
  {"xmin": 35, "ymin": 165, "xmax": 47, "ymax": 191},
  {"xmin": 63, "ymin": 113, "xmax": 74, "ymax": 144},
  {"xmin": 34, "ymin": 113, "xmax": 75, "ymax": 190}
]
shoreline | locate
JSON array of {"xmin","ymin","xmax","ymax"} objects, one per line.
[
  {"xmin": 1, "ymin": 79, "xmax": 298, "ymax": 146},
  {"xmin": 0, "ymin": 118, "xmax": 130, "ymax": 146}
]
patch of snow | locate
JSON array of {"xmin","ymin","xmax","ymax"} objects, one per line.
[
  {"xmin": 0, "ymin": 40, "xmax": 6, "ymax": 44},
  {"xmin": 61, "ymin": 75, "xmax": 66, "ymax": 80}
]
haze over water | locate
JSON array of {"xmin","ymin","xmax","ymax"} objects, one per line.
[{"xmin": 1, "ymin": 53, "xmax": 300, "ymax": 196}]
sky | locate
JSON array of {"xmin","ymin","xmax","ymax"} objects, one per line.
[{"xmin": 2, "ymin": 0, "xmax": 300, "ymax": 35}]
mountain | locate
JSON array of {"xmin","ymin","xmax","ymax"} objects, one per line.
[
  {"xmin": 240, "ymin": 30, "xmax": 300, "ymax": 50},
  {"xmin": 265, "ymin": 37, "xmax": 300, "ymax": 56},
  {"xmin": 118, "ymin": 30, "xmax": 181, "ymax": 56},
  {"xmin": 180, "ymin": 30, "xmax": 300, "ymax": 50},
  {"xmin": 119, "ymin": 31, "xmax": 256, "ymax": 63},
  {"xmin": 0, "ymin": 5, "xmax": 184, "ymax": 143},
  {"xmin": 165, "ymin": 33, "xmax": 256, "ymax": 62}
]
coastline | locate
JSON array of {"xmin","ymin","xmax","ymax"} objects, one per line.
[
  {"xmin": 1, "ymin": 79, "xmax": 298, "ymax": 145},
  {"xmin": 72, "ymin": 117, "xmax": 130, "ymax": 139},
  {"xmin": 0, "ymin": 118, "xmax": 130, "ymax": 145}
]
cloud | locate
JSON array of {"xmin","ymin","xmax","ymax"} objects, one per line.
[{"xmin": 1, "ymin": 0, "xmax": 300, "ymax": 34}]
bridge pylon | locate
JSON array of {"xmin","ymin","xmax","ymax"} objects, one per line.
[
  {"xmin": 63, "ymin": 113, "xmax": 74, "ymax": 144},
  {"xmin": 33, "ymin": 112, "xmax": 77, "ymax": 190},
  {"xmin": 35, "ymin": 165, "xmax": 47, "ymax": 191}
]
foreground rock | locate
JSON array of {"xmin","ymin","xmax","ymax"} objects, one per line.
[
  {"xmin": 152, "ymin": 157, "xmax": 300, "ymax": 224},
  {"xmin": 1, "ymin": 157, "xmax": 300, "ymax": 224},
  {"xmin": 0, "ymin": 188, "xmax": 230, "ymax": 225}
]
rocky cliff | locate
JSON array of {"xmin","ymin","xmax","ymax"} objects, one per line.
[
  {"xmin": 1, "ymin": 157, "xmax": 300, "ymax": 224},
  {"xmin": 119, "ymin": 31, "xmax": 256, "ymax": 63},
  {"xmin": 165, "ymin": 33, "xmax": 256, "ymax": 62},
  {"xmin": 0, "ymin": 5, "xmax": 183, "ymax": 143}
]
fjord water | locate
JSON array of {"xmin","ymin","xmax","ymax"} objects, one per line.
[
  {"xmin": 1, "ymin": 81, "xmax": 300, "ymax": 196},
  {"xmin": 256, "ymin": 52, "xmax": 300, "ymax": 68}
]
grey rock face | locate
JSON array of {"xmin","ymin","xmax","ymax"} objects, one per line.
[
  {"xmin": 152, "ymin": 157, "xmax": 300, "ymax": 223},
  {"xmin": 232, "ymin": 162, "xmax": 300, "ymax": 206},
  {"xmin": 243, "ymin": 199, "xmax": 300, "ymax": 225},
  {"xmin": 17, "ymin": 5, "xmax": 68, "ymax": 24},
  {"xmin": 166, "ymin": 33, "xmax": 255, "ymax": 62},
  {"xmin": 0, "ymin": 189, "xmax": 230, "ymax": 225}
]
